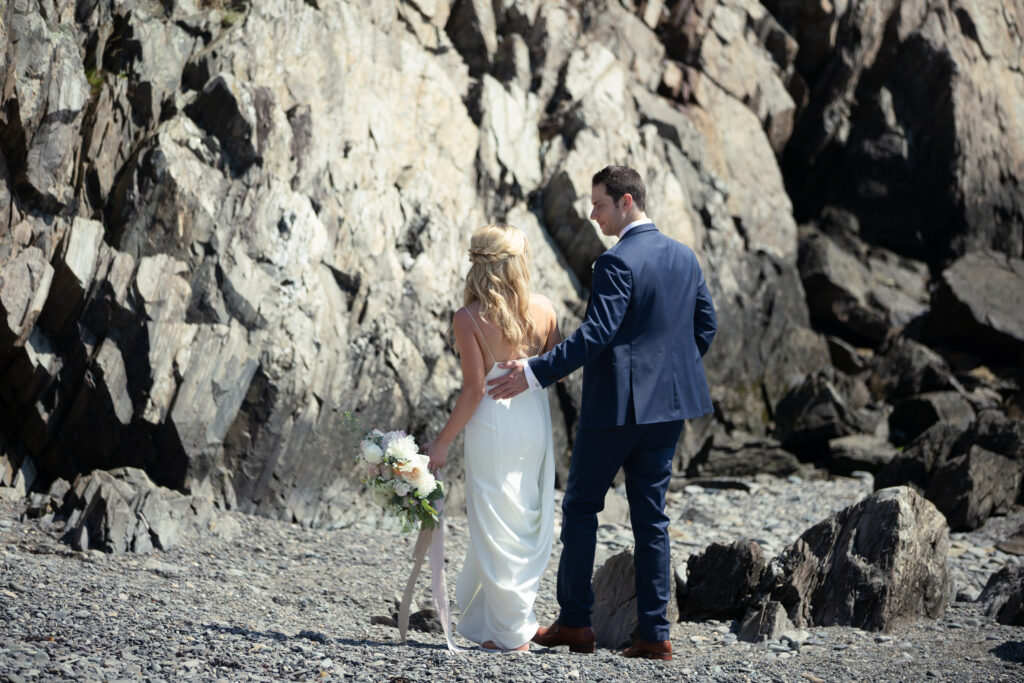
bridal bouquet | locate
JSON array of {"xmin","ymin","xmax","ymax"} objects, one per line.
[{"xmin": 356, "ymin": 429, "xmax": 444, "ymax": 532}]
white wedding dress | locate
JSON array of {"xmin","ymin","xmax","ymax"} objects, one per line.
[{"xmin": 455, "ymin": 321, "xmax": 555, "ymax": 650}]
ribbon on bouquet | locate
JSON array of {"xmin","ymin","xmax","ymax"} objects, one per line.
[{"xmin": 397, "ymin": 499, "xmax": 462, "ymax": 654}]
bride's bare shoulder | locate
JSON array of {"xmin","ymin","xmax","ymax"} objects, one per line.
[
  {"xmin": 529, "ymin": 293, "xmax": 557, "ymax": 322},
  {"xmin": 529, "ymin": 292, "xmax": 553, "ymax": 309}
]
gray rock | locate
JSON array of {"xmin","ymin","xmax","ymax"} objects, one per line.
[
  {"xmin": 754, "ymin": 486, "xmax": 949, "ymax": 631},
  {"xmin": 739, "ymin": 601, "xmax": 795, "ymax": 643},
  {"xmin": 0, "ymin": 247, "xmax": 54, "ymax": 350},
  {"xmin": 929, "ymin": 252, "xmax": 1024, "ymax": 364},
  {"xmin": 682, "ymin": 539, "xmax": 765, "ymax": 621},
  {"xmin": 996, "ymin": 526, "xmax": 1024, "ymax": 556},
  {"xmin": 778, "ymin": 0, "xmax": 1024, "ymax": 263},
  {"xmin": 1, "ymin": 0, "xmax": 89, "ymax": 211},
  {"xmin": 888, "ymin": 392, "xmax": 975, "ymax": 447},
  {"xmin": 970, "ymin": 409, "xmax": 1024, "ymax": 464},
  {"xmin": 977, "ymin": 564, "xmax": 1024, "ymax": 626},
  {"xmin": 826, "ymin": 336, "xmax": 870, "ymax": 375},
  {"xmin": 686, "ymin": 434, "xmax": 802, "ymax": 479},
  {"xmin": 799, "ymin": 230, "xmax": 892, "ymax": 345},
  {"xmin": 591, "ymin": 548, "xmax": 678, "ymax": 649},
  {"xmin": 60, "ymin": 467, "xmax": 218, "ymax": 554},
  {"xmin": 924, "ymin": 446, "xmax": 1022, "ymax": 531},
  {"xmin": 773, "ymin": 372, "xmax": 878, "ymax": 454},
  {"xmin": 868, "ymin": 337, "xmax": 962, "ymax": 403},
  {"xmin": 36, "ymin": 217, "xmax": 105, "ymax": 334},
  {"xmin": 874, "ymin": 422, "xmax": 965, "ymax": 491},
  {"xmin": 827, "ymin": 434, "xmax": 897, "ymax": 476}
]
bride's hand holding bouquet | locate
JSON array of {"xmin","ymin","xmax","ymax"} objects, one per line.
[{"xmin": 356, "ymin": 429, "xmax": 444, "ymax": 532}]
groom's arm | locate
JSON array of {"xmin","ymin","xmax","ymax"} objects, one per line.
[
  {"xmin": 693, "ymin": 266, "xmax": 716, "ymax": 357},
  {"xmin": 527, "ymin": 253, "xmax": 633, "ymax": 389}
]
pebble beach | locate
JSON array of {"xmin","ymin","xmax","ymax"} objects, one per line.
[{"xmin": 2, "ymin": 473, "xmax": 1022, "ymax": 682}]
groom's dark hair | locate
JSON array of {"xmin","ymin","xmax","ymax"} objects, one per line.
[{"xmin": 593, "ymin": 166, "xmax": 646, "ymax": 212}]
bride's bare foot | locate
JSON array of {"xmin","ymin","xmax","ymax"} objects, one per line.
[{"xmin": 481, "ymin": 640, "xmax": 529, "ymax": 652}]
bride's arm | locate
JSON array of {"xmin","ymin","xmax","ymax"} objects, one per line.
[
  {"xmin": 540, "ymin": 298, "xmax": 564, "ymax": 379},
  {"xmin": 426, "ymin": 308, "xmax": 486, "ymax": 472},
  {"xmin": 542, "ymin": 303, "xmax": 563, "ymax": 354}
]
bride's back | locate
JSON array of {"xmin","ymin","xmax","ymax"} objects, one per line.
[
  {"xmin": 463, "ymin": 224, "xmax": 560, "ymax": 368},
  {"xmin": 464, "ymin": 296, "xmax": 556, "ymax": 366}
]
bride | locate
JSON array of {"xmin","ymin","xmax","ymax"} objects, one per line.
[{"xmin": 425, "ymin": 223, "xmax": 561, "ymax": 652}]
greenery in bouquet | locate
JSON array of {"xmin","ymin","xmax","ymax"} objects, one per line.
[{"xmin": 355, "ymin": 429, "xmax": 444, "ymax": 532}]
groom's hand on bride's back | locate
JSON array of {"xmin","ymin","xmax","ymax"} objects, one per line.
[{"xmin": 487, "ymin": 359, "xmax": 528, "ymax": 399}]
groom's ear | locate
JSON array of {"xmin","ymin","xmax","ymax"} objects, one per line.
[{"xmin": 619, "ymin": 193, "xmax": 634, "ymax": 210}]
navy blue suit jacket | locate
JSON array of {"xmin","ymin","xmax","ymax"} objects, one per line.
[{"xmin": 529, "ymin": 223, "xmax": 716, "ymax": 428}]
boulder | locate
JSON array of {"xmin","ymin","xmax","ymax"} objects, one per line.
[
  {"xmin": 680, "ymin": 539, "xmax": 765, "ymax": 621},
  {"xmin": 753, "ymin": 486, "xmax": 950, "ymax": 631},
  {"xmin": 686, "ymin": 434, "xmax": 802, "ymax": 479},
  {"xmin": 924, "ymin": 446, "xmax": 1022, "ymax": 531},
  {"xmin": 705, "ymin": 253, "xmax": 832, "ymax": 438},
  {"xmin": 929, "ymin": 252, "xmax": 1024, "ymax": 364},
  {"xmin": 798, "ymin": 230, "xmax": 893, "ymax": 345},
  {"xmin": 827, "ymin": 434, "xmax": 898, "ymax": 476},
  {"xmin": 0, "ymin": 247, "xmax": 54, "ymax": 351},
  {"xmin": 773, "ymin": 372, "xmax": 878, "ymax": 455},
  {"xmin": 826, "ymin": 336, "xmax": 870, "ymax": 375},
  {"xmin": 996, "ymin": 526, "xmax": 1024, "ymax": 556},
  {"xmin": 591, "ymin": 548, "xmax": 678, "ymax": 649},
  {"xmin": 60, "ymin": 467, "xmax": 218, "ymax": 554},
  {"xmin": 887, "ymin": 391, "xmax": 975, "ymax": 447},
  {"xmin": 874, "ymin": 422, "xmax": 965, "ymax": 491},
  {"xmin": 739, "ymin": 600, "xmax": 796, "ymax": 643},
  {"xmin": 970, "ymin": 409, "xmax": 1024, "ymax": 464},
  {"xmin": 869, "ymin": 337, "xmax": 963, "ymax": 403},
  {"xmin": 977, "ymin": 564, "xmax": 1024, "ymax": 626}
]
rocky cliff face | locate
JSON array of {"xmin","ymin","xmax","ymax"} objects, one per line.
[{"xmin": 1, "ymin": 0, "xmax": 1021, "ymax": 528}]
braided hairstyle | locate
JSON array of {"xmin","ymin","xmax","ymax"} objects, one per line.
[{"xmin": 464, "ymin": 224, "xmax": 535, "ymax": 355}]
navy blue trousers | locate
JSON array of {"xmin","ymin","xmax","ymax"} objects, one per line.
[{"xmin": 556, "ymin": 419, "xmax": 683, "ymax": 642}]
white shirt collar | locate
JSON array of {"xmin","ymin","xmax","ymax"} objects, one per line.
[{"xmin": 618, "ymin": 218, "xmax": 653, "ymax": 239}]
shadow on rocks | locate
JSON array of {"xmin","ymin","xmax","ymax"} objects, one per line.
[
  {"xmin": 205, "ymin": 623, "xmax": 331, "ymax": 644},
  {"xmin": 206, "ymin": 623, "xmax": 452, "ymax": 652},
  {"xmin": 989, "ymin": 641, "xmax": 1024, "ymax": 664}
]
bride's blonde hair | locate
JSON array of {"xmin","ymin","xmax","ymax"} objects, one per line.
[{"xmin": 464, "ymin": 224, "xmax": 535, "ymax": 354}]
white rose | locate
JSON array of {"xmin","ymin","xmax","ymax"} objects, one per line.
[
  {"xmin": 393, "ymin": 480, "xmax": 412, "ymax": 497},
  {"xmin": 414, "ymin": 471, "xmax": 437, "ymax": 498},
  {"xmin": 361, "ymin": 441, "xmax": 384, "ymax": 464},
  {"xmin": 386, "ymin": 435, "xmax": 420, "ymax": 464},
  {"xmin": 380, "ymin": 430, "xmax": 406, "ymax": 453}
]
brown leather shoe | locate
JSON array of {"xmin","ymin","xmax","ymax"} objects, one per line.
[
  {"xmin": 531, "ymin": 622, "xmax": 596, "ymax": 653},
  {"xmin": 622, "ymin": 638, "xmax": 672, "ymax": 661}
]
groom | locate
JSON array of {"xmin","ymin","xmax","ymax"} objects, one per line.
[{"xmin": 488, "ymin": 165, "xmax": 716, "ymax": 660}]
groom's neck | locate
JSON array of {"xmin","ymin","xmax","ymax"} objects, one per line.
[{"xmin": 616, "ymin": 212, "xmax": 649, "ymax": 237}]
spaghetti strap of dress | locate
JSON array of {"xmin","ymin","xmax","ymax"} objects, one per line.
[{"xmin": 463, "ymin": 307, "xmax": 498, "ymax": 368}]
